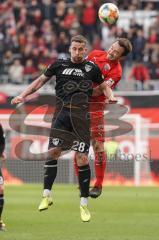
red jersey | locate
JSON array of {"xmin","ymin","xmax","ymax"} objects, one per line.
[{"xmin": 87, "ymin": 50, "xmax": 122, "ymax": 102}]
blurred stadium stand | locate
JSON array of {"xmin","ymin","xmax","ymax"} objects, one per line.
[{"xmin": 0, "ymin": 0, "xmax": 158, "ymax": 91}]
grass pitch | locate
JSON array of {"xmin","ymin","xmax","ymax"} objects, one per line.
[{"xmin": 1, "ymin": 185, "xmax": 159, "ymax": 240}]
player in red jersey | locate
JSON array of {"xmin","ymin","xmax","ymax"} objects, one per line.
[{"xmin": 74, "ymin": 38, "xmax": 132, "ymax": 198}]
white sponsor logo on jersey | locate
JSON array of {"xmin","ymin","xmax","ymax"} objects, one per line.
[{"xmin": 62, "ymin": 68, "xmax": 84, "ymax": 77}]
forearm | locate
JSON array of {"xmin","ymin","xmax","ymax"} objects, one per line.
[
  {"xmin": 20, "ymin": 74, "xmax": 49, "ymax": 98},
  {"xmin": 98, "ymin": 81, "xmax": 117, "ymax": 102},
  {"xmin": 102, "ymin": 85, "xmax": 114, "ymax": 99},
  {"xmin": 93, "ymin": 84, "xmax": 114, "ymax": 99},
  {"xmin": 99, "ymin": 81, "xmax": 113, "ymax": 99}
]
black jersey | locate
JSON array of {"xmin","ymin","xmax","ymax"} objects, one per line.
[
  {"xmin": 44, "ymin": 59, "xmax": 104, "ymax": 106},
  {"xmin": 0, "ymin": 124, "xmax": 5, "ymax": 156}
]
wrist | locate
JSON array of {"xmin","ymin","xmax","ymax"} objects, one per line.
[{"xmin": 19, "ymin": 94, "xmax": 25, "ymax": 99}]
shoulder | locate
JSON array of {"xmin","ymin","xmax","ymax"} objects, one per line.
[
  {"xmin": 85, "ymin": 60, "xmax": 95, "ymax": 66},
  {"xmin": 57, "ymin": 58, "xmax": 70, "ymax": 63},
  {"xmin": 50, "ymin": 58, "xmax": 70, "ymax": 65},
  {"xmin": 53, "ymin": 58, "xmax": 68, "ymax": 66},
  {"xmin": 87, "ymin": 50, "xmax": 105, "ymax": 59},
  {"xmin": 85, "ymin": 60, "xmax": 100, "ymax": 71},
  {"xmin": 45, "ymin": 59, "xmax": 68, "ymax": 71},
  {"xmin": 89, "ymin": 50, "xmax": 105, "ymax": 56}
]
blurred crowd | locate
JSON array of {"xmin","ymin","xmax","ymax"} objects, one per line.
[{"xmin": 0, "ymin": 0, "xmax": 159, "ymax": 90}]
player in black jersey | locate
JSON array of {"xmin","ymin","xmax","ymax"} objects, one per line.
[
  {"xmin": 11, "ymin": 35, "xmax": 114, "ymax": 222},
  {"xmin": 0, "ymin": 124, "xmax": 6, "ymax": 231}
]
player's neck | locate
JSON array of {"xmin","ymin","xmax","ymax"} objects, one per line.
[{"xmin": 71, "ymin": 58, "xmax": 85, "ymax": 64}]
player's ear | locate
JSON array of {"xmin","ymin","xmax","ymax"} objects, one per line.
[{"xmin": 69, "ymin": 46, "xmax": 71, "ymax": 53}]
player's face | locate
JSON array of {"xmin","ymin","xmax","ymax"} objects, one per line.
[
  {"xmin": 70, "ymin": 41, "xmax": 87, "ymax": 63},
  {"xmin": 107, "ymin": 42, "xmax": 125, "ymax": 61}
]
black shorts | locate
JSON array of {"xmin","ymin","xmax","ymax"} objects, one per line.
[
  {"xmin": 0, "ymin": 168, "xmax": 4, "ymax": 185},
  {"xmin": 48, "ymin": 106, "xmax": 90, "ymax": 153}
]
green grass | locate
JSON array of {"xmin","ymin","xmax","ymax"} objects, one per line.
[{"xmin": 1, "ymin": 185, "xmax": 159, "ymax": 240}]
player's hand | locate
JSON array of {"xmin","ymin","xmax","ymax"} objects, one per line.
[
  {"xmin": 11, "ymin": 96, "xmax": 24, "ymax": 105},
  {"xmin": 105, "ymin": 96, "xmax": 118, "ymax": 104}
]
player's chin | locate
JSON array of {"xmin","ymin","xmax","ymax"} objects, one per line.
[{"xmin": 74, "ymin": 57, "xmax": 83, "ymax": 63}]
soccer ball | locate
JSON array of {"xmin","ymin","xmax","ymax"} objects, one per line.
[{"xmin": 98, "ymin": 3, "xmax": 119, "ymax": 25}]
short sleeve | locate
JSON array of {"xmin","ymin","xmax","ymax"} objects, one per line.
[
  {"xmin": 92, "ymin": 65, "xmax": 105, "ymax": 85},
  {"xmin": 86, "ymin": 50, "xmax": 98, "ymax": 61},
  {"xmin": 44, "ymin": 61, "xmax": 60, "ymax": 77}
]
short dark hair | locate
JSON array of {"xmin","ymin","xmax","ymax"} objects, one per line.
[
  {"xmin": 115, "ymin": 38, "xmax": 132, "ymax": 56},
  {"xmin": 71, "ymin": 35, "xmax": 88, "ymax": 46}
]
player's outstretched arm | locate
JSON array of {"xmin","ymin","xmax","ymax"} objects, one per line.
[
  {"xmin": 98, "ymin": 81, "xmax": 117, "ymax": 103},
  {"xmin": 11, "ymin": 74, "xmax": 50, "ymax": 105}
]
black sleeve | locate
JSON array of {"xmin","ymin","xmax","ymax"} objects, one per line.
[
  {"xmin": 0, "ymin": 124, "xmax": 5, "ymax": 155},
  {"xmin": 44, "ymin": 60, "xmax": 61, "ymax": 77},
  {"xmin": 92, "ymin": 65, "xmax": 104, "ymax": 85}
]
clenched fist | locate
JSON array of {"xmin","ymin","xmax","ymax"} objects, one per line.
[
  {"xmin": 106, "ymin": 96, "xmax": 118, "ymax": 104},
  {"xmin": 11, "ymin": 96, "xmax": 24, "ymax": 105}
]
